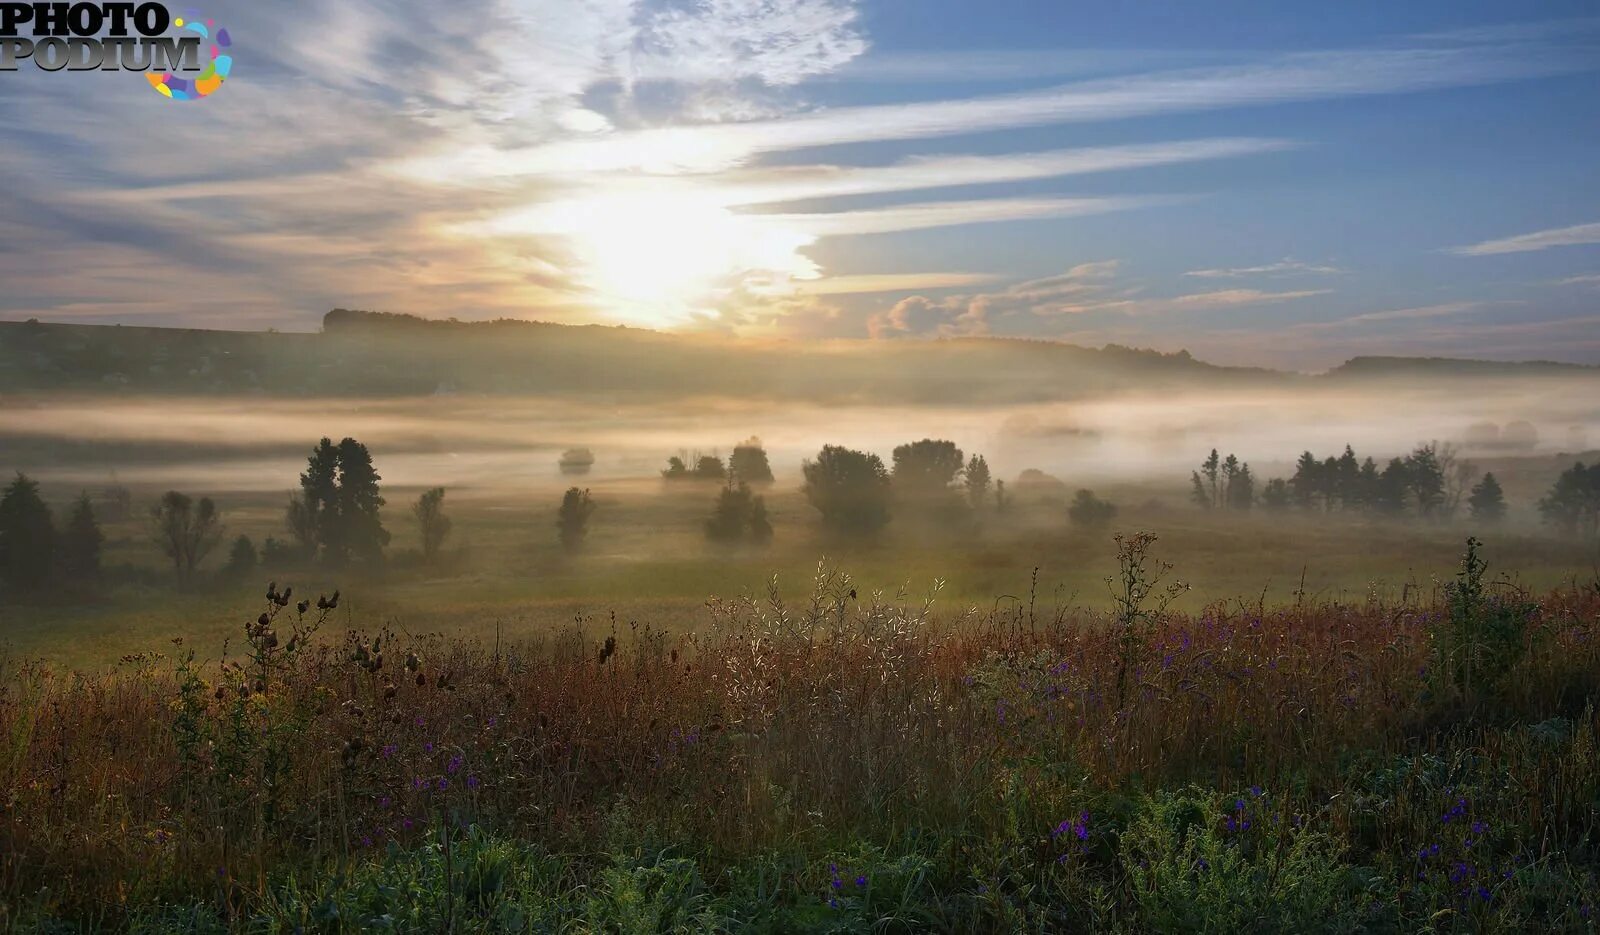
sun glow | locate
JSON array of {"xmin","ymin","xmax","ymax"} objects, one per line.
[{"xmin": 468, "ymin": 190, "xmax": 821, "ymax": 327}]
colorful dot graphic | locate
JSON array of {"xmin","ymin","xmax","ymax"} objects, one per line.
[{"xmin": 146, "ymin": 12, "xmax": 231, "ymax": 101}]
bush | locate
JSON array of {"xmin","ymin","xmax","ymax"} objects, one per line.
[{"xmin": 1067, "ymin": 488, "xmax": 1117, "ymax": 528}]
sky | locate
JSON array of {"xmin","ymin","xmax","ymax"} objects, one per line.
[{"xmin": 0, "ymin": 0, "xmax": 1597, "ymax": 370}]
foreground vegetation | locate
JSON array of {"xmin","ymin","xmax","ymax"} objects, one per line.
[{"xmin": 3, "ymin": 537, "xmax": 1598, "ymax": 931}]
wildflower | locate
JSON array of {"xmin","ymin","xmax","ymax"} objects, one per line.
[
  {"xmin": 436, "ymin": 778, "xmax": 449, "ymax": 791},
  {"xmin": 447, "ymin": 755, "xmax": 463, "ymax": 774},
  {"xmin": 856, "ymin": 875, "xmax": 867, "ymax": 887},
  {"xmin": 379, "ymin": 796, "xmax": 392, "ymax": 809},
  {"xmin": 831, "ymin": 877, "xmax": 843, "ymax": 890},
  {"xmin": 828, "ymin": 898, "xmax": 839, "ymax": 910},
  {"xmin": 381, "ymin": 744, "xmax": 398, "ymax": 758},
  {"xmin": 467, "ymin": 775, "xmax": 481, "ymax": 790},
  {"xmin": 424, "ymin": 742, "xmax": 435, "ymax": 754}
]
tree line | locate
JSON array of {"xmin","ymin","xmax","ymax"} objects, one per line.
[{"xmin": 1186, "ymin": 443, "xmax": 1599, "ymax": 532}]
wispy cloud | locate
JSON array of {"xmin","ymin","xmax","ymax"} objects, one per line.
[
  {"xmin": 707, "ymin": 137, "xmax": 1293, "ymax": 206},
  {"xmin": 782, "ymin": 272, "xmax": 1001, "ymax": 295},
  {"xmin": 1298, "ymin": 302, "xmax": 1484, "ymax": 330},
  {"xmin": 1185, "ymin": 259, "xmax": 1344, "ymax": 278},
  {"xmin": 765, "ymin": 195, "xmax": 1177, "ymax": 237},
  {"xmin": 1449, "ymin": 221, "xmax": 1600, "ymax": 256},
  {"xmin": 403, "ymin": 43, "xmax": 1589, "ymax": 177},
  {"xmin": 1554, "ymin": 273, "xmax": 1600, "ymax": 287}
]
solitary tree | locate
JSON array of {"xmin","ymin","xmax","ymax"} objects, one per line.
[
  {"xmin": 150, "ymin": 491, "xmax": 223, "ymax": 580},
  {"xmin": 224, "ymin": 534, "xmax": 258, "ymax": 578},
  {"xmin": 661, "ymin": 456, "xmax": 690, "ymax": 480},
  {"xmin": 0, "ymin": 473, "xmax": 55, "ymax": 593},
  {"xmin": 729, "ymin": 438, "xmax": 775, "ymax": 485},
  {"xmin": 705, "ymin": 481, "xmax": 771, "ymax": 545},
  {"xmin": 964, "ymin": 454, "xmax": 992, "ymax": 509},
  {"xmin": 413, "ymin": 487, "xmax": 452, "ymax": 562},
  {"xmin": 557, "ymin": 487, "xmax": 597, "ymax": 552},
  {"xmin": 1467, "ymin": 472, "xmax": 1506, "ymax": 524},
  {"xmin": 59, "ymin": 493, "xmax": 103, "ymax": 582},
  {"xmin": 802, "ymin": 445, "xmax": 891, "ymax": 537},
  {"xmin": 1067, "ymin": 489, "xmax": 1118, "ymax": 528},
  {"xmin": 891, "ymin": 439, "xmax": 965, "ymax": 497}
]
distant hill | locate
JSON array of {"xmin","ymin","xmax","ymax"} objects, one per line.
[
  {"xmin": 0, "ymin": 311, "xmax": 1591, "ymax": 403},
  {"xmin": 1325, "ymin": 356, "xmax": 1598, "ymax": 379}
]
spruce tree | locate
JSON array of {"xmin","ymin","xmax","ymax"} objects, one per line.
[
  {"xmin": 1467, "ymin": 472, "xmax": 1506, "ymax": 524},
  {"xmin": 0, "ymin": 473, "xmax": 55, "ymax": 592},
  {"xmin": 557, "ymin": 488, "xmax": 596, "ymax": 552},
  {"xmin": 60, "ymin": 492, "xmax": 103, "ymax": 581}
]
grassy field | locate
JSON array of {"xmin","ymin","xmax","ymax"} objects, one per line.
[
  {"xmin": 3, "ymin": 533, "xmax": 1598, "ymax": 931},
  {"xmin": 5, "ymin": 466, "xmax": 1598, "ymax": 667}
]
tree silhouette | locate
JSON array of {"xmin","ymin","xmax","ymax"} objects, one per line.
[
  {"xmin": 1373, "ymin": 459, "xmax": 1411, "ymax": 516},
  {"xmin": 60, "ymin": 493, "xmax": 103, "ymax": 582},
  {"xmin": 964, "ymin": 454, "xmax": 991, "ymax": 509},
  {"xmin": 1227, "ymin": 462, "xmax": 1255, "ymax": 511},
  {"xmin": 1067, "ymin": 489, "xmax": 1118, "ymax": 528},
  {"xmin": 1538, "ymin": 462, "xmax": 1600, "ymax": 538},
  {"xmin": 1467, "ymin": 472, "xmax": 1506, "ymax": 524},
  {"xmin": 1200, "ymin": 449, "xmax": 1221, "ymax": 508},
  {"xmin": 557, "ymin": 487, "xmax": 596, "ymax": 552},
  {"xmin": 295, "ymin": 437, "xmax": 389, "ymax": 566},
  {"xmin": 661, "ymin": 456, "xmax": 690, "ymax": 480},
  {"xmin": 224, "ymin": 534, "xmax": 258, "ymax": 578},
  {"xmin": 1405, "ymin": 443, "xmax": 1446, "ymax": 519},
  {"xmin": 334, "ymin": 438, "xmax": 389, "ymax": 564},
  {"xmin": 802, "ymin": 445, "xmax": 891, "ymax": 537},
  {"xmin": 693, "ymin": 455, "xmax": 727, "ymax": 481},
  {"xmin": 0, "ymin": 473, "xmax": 54, "ymax": 592},
  {"xmin": 413, "ymin": 487, "xmax": 452, "ymax": 562},
  {"xmin": 730, "ymin": 438, "xmax": 774, "ymax": 485},
  {"xmin": 705, "ymin": 481, "xmax": 771, "ymax": 544},
  {"xmin": 1290, "ymin": 451, "xmax": 1321, "ymax": 511},
  {"xmin": 150, "ymin": 491, "xmax": 223, "ymax": 580},
  {"xmin": 891, "ymin": 439, "xmax": 964, "ymax": 497},
  {"xmin": 1260, "ymin": 478, "xmax": 1291, "ymax": 511}
]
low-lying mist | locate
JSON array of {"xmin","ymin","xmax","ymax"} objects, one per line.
[{"xmin": 3, "ymin": 376, "xmax": 1595, "ymax": 495}]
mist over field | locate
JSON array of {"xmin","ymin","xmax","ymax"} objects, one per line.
[{"xmin": 6, "ymin": 0, "xmax": 1600, "ymax": 926}]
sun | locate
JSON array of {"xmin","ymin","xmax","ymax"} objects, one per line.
[{"xmin": 475, "ymin": 190, "xmax": 820, "ymax": 327}]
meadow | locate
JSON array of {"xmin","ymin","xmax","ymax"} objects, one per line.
[{"xmin": 3, "ymin": 534, "xmax": 1599, "ymax": 931}]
